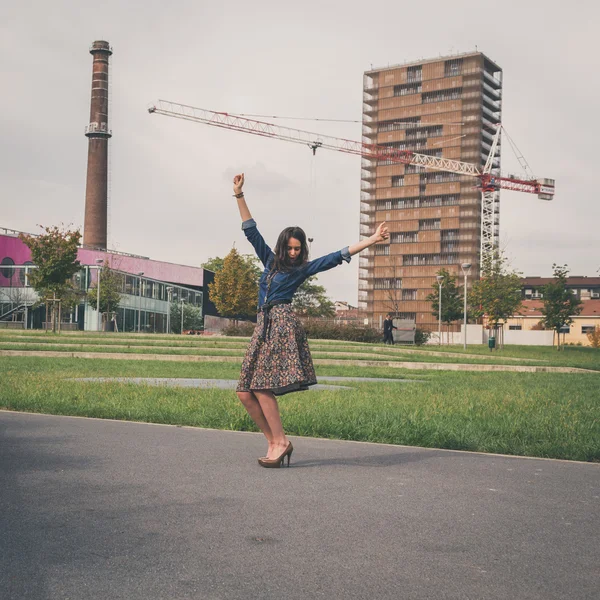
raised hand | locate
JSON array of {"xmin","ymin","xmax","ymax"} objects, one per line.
[
  {"xmin": 233, "ymin": 173, "xmax": 245, "ymax": 194},
  {"xmin": 371, "ymin": 221, "xmax": 389, "ymax": 243}
]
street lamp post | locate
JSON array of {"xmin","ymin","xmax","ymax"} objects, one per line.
[
  {"xmin": 180, "ymin": 298, "xmax": 184, "ymax": 335},
  {"xmin": 95, "ymin": 258, "xmax": 103, "ymax": 332},
  {"xmin": 461, "ymin": 263, "xmax": 472, "ymax": 350},
  {"xmin": 308, "ymin": 237, "xmax": 314, "ymax": 255},
  {"xmin": 166, "ymin": 286, "xmax": 173, "ymax": 334},
  {"xmin": 436, "ymin": 274, "xmax": 444, "ymax": 346},
  {"xmin": 137, "ymin": 272, "xmax": 144, "ymax": 333}
]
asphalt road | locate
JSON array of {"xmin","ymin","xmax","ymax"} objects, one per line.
[{"xmin": 1, "ymin": 411, "xmax": 598, "ymax": 600}]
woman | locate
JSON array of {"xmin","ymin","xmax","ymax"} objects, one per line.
[{"xmin": 232, "ymin": 173, "xmax": 389, "ymax": 468}]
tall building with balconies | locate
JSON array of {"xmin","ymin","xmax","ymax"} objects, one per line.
[{"xmin": 359, "ymin": 52, "xmax": 502, "ymax": 330}]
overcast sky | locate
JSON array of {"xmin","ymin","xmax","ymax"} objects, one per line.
[{"xmin": 2, "ymin": 0, "xmax": 599, "ymax": 303}]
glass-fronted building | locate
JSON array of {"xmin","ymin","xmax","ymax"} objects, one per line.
[{"xmin": 0, "ymin": 227, "xmax": 211, "ymax": 332}]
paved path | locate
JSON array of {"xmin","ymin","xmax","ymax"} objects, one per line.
[
  {"xmin": 70, "ymin": 377, "xmax": 352, "ymax": 390},
  {"xmin": 69, "ymin": 376, "xmax": 423, "ymax": 389},
  {"xmin": 1, "ymin": 411, "xmax": 598, "ymax": 600}
]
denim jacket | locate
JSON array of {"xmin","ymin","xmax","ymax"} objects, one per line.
[{"xmin": 242, "ymin": 219, "xmax": 351, "ymax": 308}]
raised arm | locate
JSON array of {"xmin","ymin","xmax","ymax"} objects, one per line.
[
  {"xmin": 233, "ymin": 173, "xmax": 252, "ymax": 221},
  {"xmin": 347, "ymin": 222, "xmax": 389, "ymax": 256},
  {"xmin": 302, "ymin": 222, "xmax": 389, "ymax": 278},
  {"xmin": 233, "ymin": 173, "xmax": 274, "ymax": 268}
]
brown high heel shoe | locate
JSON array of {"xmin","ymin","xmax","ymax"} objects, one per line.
[{"xmin": 258, "ymin": 442, "xmax": 293, "ymax": 468}]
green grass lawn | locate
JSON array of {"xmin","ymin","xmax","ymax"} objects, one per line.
[
  {"xmin": 1, "ymin": 356, "xmax": 598, "ymax": 462},
  {"xmin": 3, "ymin": 330, "xmax": 599, "ymax": 370},
  {"xmin": 0, "ymin": 341, "xmax": 560, "ymax": 367},
  {"xmin": 1, "ymin": 330, "xmax": 598, "ymax": 370}
]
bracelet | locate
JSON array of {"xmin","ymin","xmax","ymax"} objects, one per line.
[{"xmin": 233, "ymin": 192, "xmax": 244, "ymax": 198}]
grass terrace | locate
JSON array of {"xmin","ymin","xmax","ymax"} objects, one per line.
[{"xmin": 1, "ymin": 330, "xmax": 598, "ymax": 461}]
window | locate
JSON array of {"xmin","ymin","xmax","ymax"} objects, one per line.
[
  {"xmin": 582, "ymin": 325, "xmax": 596, "ymax": 334},
  {"xmin": 405, "ymin": 125, "xmax": 443, "ymax": 140},
  {"xmin": 378, "ymin": 117, "xmax": 420, "ymax": 133},
  {"xmin": 419, "ymin": 219, "xmax": 440, "ymax": 231},
  {"xmin": 441, "ymin": 242, "xmax": 458, "ymax": 253},
  {"xmin": 19, "ymin": 261, "xmax": 34, "ymax": 286},
  {"xmin": 424, "ymin": 195, "xmax": 460, "ymax": 208},
  {"xmin": 392, "ymin": 176, "xmax": 404, "ymax": 187},
  {"xmin": 444, "ymin": 59, "xmax": 463, "ymax": 77},
  {"xmin": 125, "ymin": 275, "xmax": 135, "ymax": 295},
  {"xmin": 509, "ymin": 325, "xmax": 522, "ymax": 331},
  {"xmin": 377, "ymin": 198, "xmax": 417, "ymax": 210},
  {"xmin": 407, "ymin": 66, "xmax": 422, "ymax": 82},
  {"xmin": 394, "ymin": 82, "xmax": 422, "ymax": 96},
  {"xmin": 383, "ymin": 140, "xmax": 427, "ymax": 152},
  {"xmin": 403, "ymin": 254, "xmax": 440, "ymax": 266},
  {"xmin": 374, "ymin": 245, "xmax": 390, "ymax": 256},
  {"xmin": 374, "ymin": 278, "xmax": 401, "ymax": 290},
  {"xmin": 1, "ymin": 256, "xmax": 15, "ymax": 279},
  {"xmin": 441, "ymin": 229, "xmax": 459, "ymax": 241},
  {"xmin": 396, "ymin": 312, "xmax": 416, "ymax": 321},
  {"xmin": 391, "ymin": 232, "xmax": 418, "ymax": 244},
  {"xmin": 402, "ymin": 289, "xmax": 417, "ymax": 301},
  {"xmin": 422, "ymin": 88, "xmax": 462, "ymax": 104},
  {"xmin": 422, "ymin": 172, "xmax": 459, "ymax": 184}
]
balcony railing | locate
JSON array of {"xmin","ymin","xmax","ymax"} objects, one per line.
[
  {"xmin": 483, "ymin": 81, "xmax": 501, "ymax": 99},
  {"xmin": 482, "ymin": 105, "xmax": 500, "ymax": 120},
  {"xmin": 483, "ymin": 70, "xmax": 502, "ymax": 89}
]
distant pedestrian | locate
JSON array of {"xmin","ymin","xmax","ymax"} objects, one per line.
[
  {"xmin": 231, "ymin": 172, "xmax": 389, "ymax": 468},
  {"xmin": 383, "ymin": 313, "xmax": 397, "ymax": 345}
]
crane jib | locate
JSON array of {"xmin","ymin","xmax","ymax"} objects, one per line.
[{"xmin": 149, "ymin": 100, "xmax": 554, "ymax": 197}]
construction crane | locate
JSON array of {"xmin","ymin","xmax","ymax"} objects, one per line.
[{"xmin": 148, "ymin": 99, "xmax": 555, "ymax": 264}]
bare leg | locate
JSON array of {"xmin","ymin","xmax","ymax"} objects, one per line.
[
  {"xmin": 236, "ymin": 391, "xmax": 274, "ymax": 453},
  {"xmin": 253, "ymin": 390, "xmax": 290, "ymax": 459}
]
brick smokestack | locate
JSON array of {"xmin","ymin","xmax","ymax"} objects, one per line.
[{"xmin": 83, "ymin": 40, "xmax": 112, "ymax": 249}]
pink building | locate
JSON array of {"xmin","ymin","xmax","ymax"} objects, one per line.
[{"xmin": 0, "ymin": 227, "xmax": 214, "ymax": 332}]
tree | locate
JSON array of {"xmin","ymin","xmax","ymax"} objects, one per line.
[
  {"xmin": 426, "ymin": 268, "xmax": 463, "ymax": 343},
  {"xmin": 19, "ymin": 225, "xmax": 82, "ymax": 332},
  {"xmin": 292, "ymin": 276, "xmax": 335, "ymax": 318},
  {"xmin": 170, "ymin": 302, "xmax": 203, "ymax": 334},
  {"xmin": 540, "ymin": 264, "xmax": 583, "ymax": 350},
  {"xmin": 86, "ymin": 262, "xmax": 125, "ymax": 329},
  {"xmin": 209, "ymin": 247, "xmax": 258, "ymax": 322},
  {"xmin": 201, "ymin": 256, "xmax": 225, "ymax": 273},
  {"xmin": 468, "ymin": 250, "xmax": 523, "ymax": 348},
  {"xmin": 202, "ymin": 254, "xmax": 261, "ymax": 282}
]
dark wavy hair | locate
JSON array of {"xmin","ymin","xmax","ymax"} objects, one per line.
[{"xmin": 271, "ymin": 226, "xmax": 309, "ymax": 272}]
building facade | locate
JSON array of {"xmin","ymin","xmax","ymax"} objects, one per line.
[
  {"xmin": 505, "ymin": 299, "xmax": 600, "ymax": 346},
  {"xmin": 359, "ymin": 52, "xmax": 502, "ymax": 330},
  {"xmin": 521, "ymin": 276, "xmax": 600, "ymax": 302},
  {"xmin": 511, "ymin": 276, "xmax": 600, "ymax": 345},
  {"xmin": 0, "ymin": 227, "xmax": 214, "ymax": 332}
]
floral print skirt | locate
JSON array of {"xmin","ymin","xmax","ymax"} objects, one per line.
[{"xmin": 236, "ymin": 304, "xmax": 317, "ymax": 396}]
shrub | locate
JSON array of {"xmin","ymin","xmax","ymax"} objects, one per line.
[
  {"xmin": 302, "ymin": 321, "xmax": 382, "ymax": 343},
  {"xmin": 587, "ymin": 325, "xmax": 600, "ymax": 349},
  {"xmin": 414, "ymin": 328, "xmax": 431, "ymax": 346},
  {"xmin": 222, "ymin": 321, "xmax": 256, "ymax": 337}
]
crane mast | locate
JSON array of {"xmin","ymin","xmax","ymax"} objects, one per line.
[{"xmin": 149, "ymin": 99, "xmax": 555, "ymax": 265}]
